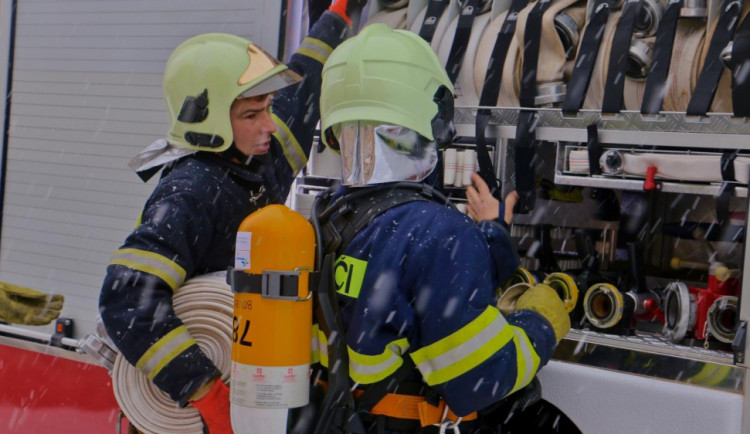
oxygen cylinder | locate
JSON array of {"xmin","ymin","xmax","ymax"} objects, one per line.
[{"xmin": 229, "ymin": 204, "xmax": 315, "ymax": 433}]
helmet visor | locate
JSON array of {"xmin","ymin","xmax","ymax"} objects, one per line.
[{"xmin": 333, "ymin": 121, "xmax": 437, "ymax": 186}]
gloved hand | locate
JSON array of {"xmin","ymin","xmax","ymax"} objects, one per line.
[
  {"xmin": 329, "ymin": 0, "xmax": 369, "ymax": 27},
  {"xmin": 514, "ymin": 283, "xmax": 571, "ymax": 342},
  {"xmin": 190, "ymin": 378, "xmax": 232, "ymax": 434},
  {"xmin": 0, "ymin": 281, "xmax": 64, "ymax": 325}
]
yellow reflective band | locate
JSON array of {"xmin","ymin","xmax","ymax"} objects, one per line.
[
  {"xmin": 348, "ymin": 339, "xmax": 409, "ymax": 384},
  {"xmin": 136, "ymin": 326, "xmax": 196, "ymax": 380},
  {"xmin": 509, "ymin": 326, "xmax": 541, "ymax": 394},
  {"xmin": 334, "ymin": 255, "xmax": 367, "ymax": 299},
  {"xmin": 317, "ymin": 327, "xmax": 329, "ymax": 367},
  {"xmin": 311, "ymin": 324, "xmax": 321, "ymax": 364},
  {"xmin": 411, "ymin": 307, "xmax": 513, "ymax": 386},
  {"xmin": 297, "ymin": 37, "xmax": 333, "ymax": 64},
  {"xmin": 109, "ymin": 248, "xmax": 186, "ymax": 291},
  {"xmin": 271, "ymin": 113, "xmax": 306, "ymax": 173}
]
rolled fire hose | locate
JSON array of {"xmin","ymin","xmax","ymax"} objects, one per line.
[
  {"xmin": 707, "ymin": 295, "xmax": 739, "ymax": 343},
  {"xmin": 582, "ymin": 9, "xmax": 620, "ymax": 109},
  {"xmin": 361, "ymin": 6, "xmax": 409, "ymax": 29},
  {"xmin": 380, "ymin": 0, "xmax": 410, "ymax": 9},
  {"xmin": 409, "ymin": 3, "xmax": 456, "ymax": 50},
  {"xmin": 111, "ymin": 272, "xmax": 233, "ymax": 434},
  {"xmin": 474, "ymin": 8, "xmax": 523, "ymax": 107},
  {"xmin": 515, "ymin": 0, "xmax": 584, "ymax": 106},
  {"xmin": 437, "ymin": 5, "xmax": 493, "ymax": 106},
  {"xmin": 566, "ymin": 148, "xmax": 750, "ymax": 184}
]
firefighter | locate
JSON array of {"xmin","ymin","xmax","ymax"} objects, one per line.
[
  {"xmin": 311, "ymin": 24, "xmax": 572, "ymax": 433},
  {"xmin": 98, "ymin": 2, "xmax": 365, "ymax": 433}
]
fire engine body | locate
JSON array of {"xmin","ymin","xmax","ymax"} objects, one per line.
[{"xmin": 0, "ymin": 1, "xmax": 749, "ymax": 433}]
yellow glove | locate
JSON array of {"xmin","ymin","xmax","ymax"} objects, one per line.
[
  {"xmin": 514, "ymin": 283, "xmax": 570, "ymax": 342},
  {"xmin": 0, "ymin": 281, "xmax": 64, "ymax": 325}
]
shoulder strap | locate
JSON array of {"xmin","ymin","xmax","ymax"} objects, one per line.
[{"xmin": 316, "ymin": 182, "xmax": 455, "ymax": 257}]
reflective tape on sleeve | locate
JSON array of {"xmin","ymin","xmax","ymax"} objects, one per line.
[
  {"xmin": 411, "ymin": 307, "xmax": 514, "ymax": 386},
  {"xmin": 297, "ymin": 37, "xmax": 333, "ymax": 64},
  {"xmin": 509, "ymin": 326, "xmax": 541, "ymax": 394},
  {"xmin": 109, "ymin": 248, "xmax": 186, "ymax": 291},
  {"xmin": 348, "ymin": 339, "xmax": 409, "ymax": 385},
  {"xmin": 271, "ymin": 113, "xmax": 307, "ymax": 174},
  {"xmin": 136, "ymin": 326, "xmax": 196, "ymax": 380}
]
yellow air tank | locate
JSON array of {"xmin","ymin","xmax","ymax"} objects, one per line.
[{"xmin": 229, "ymin": 204, "xmax": 315, "ymax": 416}]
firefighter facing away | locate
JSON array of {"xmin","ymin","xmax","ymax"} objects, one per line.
[
  {"xmin": 307, "ymin": 24, "xmax": 573, "ymax": 433},
  {"xmin": 98, "ymin": 2, "xmax": 366, "ymax": 433}
]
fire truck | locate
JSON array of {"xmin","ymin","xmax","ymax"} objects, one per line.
[{"xmin": 1, "ymin": 0, "xmax": 749, "ymax": 433}]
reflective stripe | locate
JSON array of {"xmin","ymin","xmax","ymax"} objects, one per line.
[
  {"xmin": 136, "ymin": 326, "xmax": 196, "ymax": 380},
  {"xmin": 411, "ymin": 307, "xmax": 513, "ymax": 386},
  {"xmin": 311, "ymin": 323, "xmax": 321, "ymax": 364},
  {"xmin": 271, "ymin": 113, "xmax": 306, "ymax": 174},
  {"xmin": 317, "ymin": 327, "xmax": 329, "ymax": 367},
  {"xmin": 297, "ymin": 37, "xmax": 333, "ymax": 64},
  {"xmin": 109, "ymin": 248, "xmax": 186, "ymax": 291},
  {"xmin": 348, "ymin": 339, "xmax": 409, "ymax": 385},
  {"xmin": 509, "ymin": 326, "xmax": 540, "ymax": 394}
]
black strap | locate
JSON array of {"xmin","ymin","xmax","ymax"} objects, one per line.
[
  {"xmin": 475, "ymin": 0, "xmax": 530, "ymax": 197},
  {"xmin": 586, "ymin": 123, "xmax": 603, "ymax": 175},
  {"xmin": 562, "ymin": 0, "xmax": 612, "ymax": 113},
  {"xmin": 519, "ymin": 0, "xmax": 553, "ymax": 108},
  {"xmin": 418, "ymin": 0, "xmax": 451, "ymax": 43},
  {"xmin": 721, "ymin": 150, "xmax": 738, "ymax": 181},
  {"xmin": 513, "ymin": 110, "xmax": 538, "ymax": 213},
  {"xmin": 602, "ymin": 0, "xmax": 643, "ymax": 114},
  {"xmin": 732, "ymin": 10, "xmax": 750, "ymax": 116},
  {"xmin": 227, "ymin": 269, "xmax": 300, "ymax": 297},
  {"xmin": 445, "ymin": 0, "xmax": 480, "ymax": 84},
  {"xmin": 640, "ymin": 0, "xmax": 683, "ymax": 114},
  {"xmin": 514, "ymin": 0, "xmax": 552, "ymax": 212},
  {"xmin": 317, "ymin": 182, "xmax": 455, "ymax": 256},
  {"xmin": 716, "ymin": 182, "xmax": 735, "ymax": 225},
  {"xmin": 686, "ymin": 0, "xmax": 742, "ymax": 116},
  {"xmin": 537, "ymin": 225, "xmax": 560, "ymax": 273}
]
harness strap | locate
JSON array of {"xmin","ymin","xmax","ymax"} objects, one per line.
[
  {"xmin": 732, "ymin": 10, "xmax": 750, "ymax": 116},
  {"xmin": 319, "ymin": 183, "xmax": 455, "ymax": 256},
  {"xmin": 475, "ymin": 0, "xmax": 530, "ymax": 197},
  {"xmin": 419, "ymin": 0, "xmax": 451, "ymax": 43},
  {"xmin": 445, "ymin": 0, "xmax": 480, "ymax": 84},
  {"xmin": 640, "ymin": 0, "xmax": 682, "ymax": 114},
  {"xmin": 687, "ymin": 0, "xmax": 741, "ymax": 116},
  {"xmin": 563, "ymin": 0, "xmax": 612, "ymax": 113},
  {"xmin": 601, "ymin": 0, "xmax": 642, "ymax": 114}
]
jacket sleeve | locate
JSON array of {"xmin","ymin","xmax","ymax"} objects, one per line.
[
  {"xmin": 99, "ymin": 174, "xmax": 220, "ymax": 404},
  {"xmin": 266, "ymin": 11, "xmax": 348, "ymax": 200},
  {"xmin": 405, "ymin": 210, "xmax": 557, "ymax": 416}
]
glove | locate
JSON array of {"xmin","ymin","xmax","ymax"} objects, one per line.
[
  {"xmin": 514, "ymin": 283, "xmax": 571, "ymax": 342},
  {"xmin": 190, "ymin": 379, "xmax": 232, "ymax": 434},
  {"xmin": 329, "ymin": 0, "xmax": 368, "ymax": 27},
  {"xmin": 0, "ymin": 281, "xmax": 64, "ymax": 325},
  {"xmin": 496, "ymin": 283, "xmax": 531, "ymax": 316}
]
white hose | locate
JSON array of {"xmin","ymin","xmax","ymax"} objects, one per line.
[{"xmin": 111, "ymin": 271, "xmax": 233, "ymax": 434}]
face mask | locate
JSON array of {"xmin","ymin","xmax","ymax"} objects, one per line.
[{"xmin": 335, "ymin": 121, "xmax": 438, "ymax": 186}]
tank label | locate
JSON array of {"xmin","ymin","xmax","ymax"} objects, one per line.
[
  {"xmin": 230, "ymin": 363, "xmax": 309, "ymax": 408},
  {"xmin": 235, "ymin": 232, "xmax": 252, "ymax": 269}
]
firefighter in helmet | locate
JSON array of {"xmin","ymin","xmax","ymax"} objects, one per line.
[
  {"xmin": 310, "ymin": 23, "xmax": 572, "ymax": 433},
  {"xmin": 98, "ymin": 2, "xmax": 366, "ymax": 432}
]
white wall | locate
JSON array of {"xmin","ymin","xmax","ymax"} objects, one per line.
[{"xmin": 0, "ymin": 0, "xmax": 284, "ymax": 338}]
